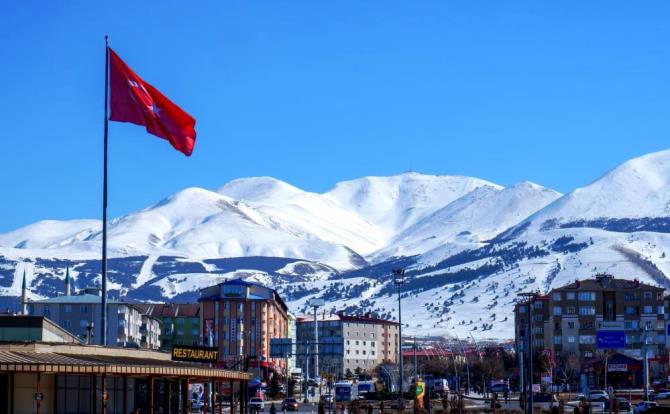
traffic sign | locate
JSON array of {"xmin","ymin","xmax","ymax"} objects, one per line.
[{"xmin": 596, "ymin": 331, "xmax": 626, "ymax": 349}]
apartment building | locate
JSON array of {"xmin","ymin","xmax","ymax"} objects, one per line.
[
  {"xmin": 515, "ymin": 274, "xmax": 666, "ymax": 365},
  {"xmin": 296, "ymin": 312, "xmax": 399, "ymax": 378},
  {"xmin": 138, "ymin": 303, "xmax": 200, "ymax": 351},
  {"xmin": 29, "ymin": 287, "xmax": 161, "ymax": 349},
  {"xmin": 26, "ymin": 273, "xmax": 161, "ymax": 349},
  {"xmin": 199, "ymin": 279, "xmax": 290, "ymax": 375}
]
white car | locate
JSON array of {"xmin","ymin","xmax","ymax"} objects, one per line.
[
  {"xmin": 588, "ymin": 390, "xmax": 609, "ymax": 402},
  {"xmin": 249, "ymin": 397, "xmax": 265, "ymax": 411}
]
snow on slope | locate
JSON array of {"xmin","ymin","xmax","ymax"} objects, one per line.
[
  {"xmin": 0, "ymin": 219, "xmax": 101, "ymax": 250},
  {"xmin": 374, "ymin": 182, "xmax": 562, "ymax": 260},
  {"xmin": 324, "ymin": 172, "xmax": 498, "ymax": 238},
  {"xmin": 218, "ymin": 177, "xmax": 386, "ymax": 255},
  {"xmin": 506, "ymin": 149, "xmax": 670, "ymax": 236},
  {"xmin": 0, "ymin": 173, "xmax": 509, "ymax": 269}
]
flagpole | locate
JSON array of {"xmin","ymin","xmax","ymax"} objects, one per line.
[{"xmin": 101, "ymin": 35, "xmax": 109, "ymax": 346}]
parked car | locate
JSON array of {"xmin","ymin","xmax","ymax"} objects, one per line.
[
  {"xmin": 321, "ymin": 394, "xmax": 334, "ymax": 404},
  {"xmin": 307, "ymin": 378, "xmax": 320, "ymax": 387},
  {"xmin": 282, "ymin": 398, "xmax": 299, "ymax": 411},
  {"xmin": 589, "ymin": 390, "xmax": 609, "ymax": 402},
  {"xmin": 634, "ymin": 401, "xmax": 658, "ymax": 414},
  {"xmin": 249, "ymin": 397, "xmax": 265, "ymax": 411},
  {"xmin": 616, "ymin": 397, "xmax": 631, "ymax": 411},
  {"xmin": 656, "ymin": 391, "xmax": 670, "ymax": 400}
]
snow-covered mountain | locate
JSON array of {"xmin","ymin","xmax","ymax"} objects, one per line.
[{"xmin": 5, "ymin": 149, "xmax": 670, "ymax": 340}]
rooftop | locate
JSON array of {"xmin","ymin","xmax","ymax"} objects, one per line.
[
  {"xmin": 296, "ymin": 312, "xmax": 399, "ymax": 326},
  {"xmin": 138, "ymin": 303, "xmax": 200, "ymax": 318},
  {"xmin": 31, "ymin": 293, "xmax": 120, "ymax": 305},
  {"xmin": 0, "ymin": 342, "xmax": 251, "ymax": 380},
  {"xmin": 556, "ymin": 274, "xmax": 661, "ymax": 291}
]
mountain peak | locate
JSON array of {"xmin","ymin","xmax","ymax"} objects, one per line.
[{"xmin": 218, "ymin": 177, "xmax": 305, "ymax": 202}]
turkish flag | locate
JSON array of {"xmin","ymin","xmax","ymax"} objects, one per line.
[{"xmin": 108, "ymin": 48, "xmax": 196, "ymax": 156}]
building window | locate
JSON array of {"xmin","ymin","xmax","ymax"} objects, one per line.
[
  {"xmin": 566, "ymin": 307, "xmax": 576, "ymax": 315},
  {"xmin": 553, "ymin": 336, "xmax": 562, "ymax": 345},
  {"xmin": 659, "ymin": 306, "xmax": 665, "ymax": 314},
  {"xmin": 578, "ymin": 292, "xmax": 596, "ymax": 301},
  {"xmin": 644, "ymin": 291, "xmax": 653, "ymax": 300},
  {"xmin": 553, "ymin": 292, "xmax": 562, "ymax": 301},
  {"xmin": 584, "ymin": 351, "xmax": 593, "ymax": 358},
  {"xmin": 567, "ymin": 292, "xmax": 575, "ymax": 300},
  {"xmin": 643, "ymin": 306, "xmax": 653, "ymax": 314},
  {"xmin": 533, "ymin": 314, "xmax": 543, "ymax": 322},
  {"xmin": 553, "ymin": 306, "xmax": 562, "ymax": 316},
  {"xmin": 80, "ymin": 305, "xmax": 88, "ymax": 314},
  {"xmin": 567, "ymin": 322, "xmax": 576, "ymax": 329},
  {"xmin": 63, "ymin": 320, "xmax": 71, "ymax": 328},
  {"xmin": 64, "ymin": 305, "xmax": 72, "ymax": 313},
  {"xmin": 624, "ymin": 293, "xmax": 636, "ymax": 301},
  {"xmin": 624, "ymin": 320, "xmax": 639, "ymax": 330},
  {"xmin": 579, "ymin": 335, "xmax": 594, "ymax": 344},
  {"xmin": 625, "ymin": 306, "xmax": 638, "ymax": 315},
  {"xmin": 582, "ymin": 322, "xmax": 594, "ymax": 329},
  {"xmin": 533, "ymin": 301, "xmax": 543, "ymax": 309},
  {"xmin": 518, "ymin": 306, "xmax": 527, "ymax": 314},
  {"xmin": 567, "ymin": 336, "xmax": 575, "ymax": 343},
  {"xmin": 579, "ymin": 306, "xmax": 595, "ymax": 315}
]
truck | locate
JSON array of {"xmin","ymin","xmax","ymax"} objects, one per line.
[
  {"xmin": 335, "ymin": 382, "xmax": 353, "ymax": 402},
  {"xmin": 355, "ymin": 381, "xmax": 376, "ymax": 399}
]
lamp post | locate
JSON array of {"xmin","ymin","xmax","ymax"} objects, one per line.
[
  {"xmin": 642, "ymin": 324, "xmax": 651, "ymax": 401},
  {"xmin": 518, "ymin": 292, "xmax": 537, "ymax": 414},
  {"xmin": 393, "ymin": 268, "xmax": 405, "ymax": 408}
]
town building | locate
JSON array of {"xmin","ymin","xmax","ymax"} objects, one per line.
[
  {"xmin": 295, "ymin": 312, "xmax": 399, "ymax": 378},
  {"xmin": 199, "ymin": 279, "xmax": 290, "ymax": 376},
  {"xmin": 138, "ymin": 303, "xmax": 200, "ymax": 351},
  {"xmin": 28, "ymin": 283, "xmax": 162, "ymax": 350},
  {"xmin": 0, "ymin": 341, "xmax": 251, "ymax": 414},
  {"xmin": 0, "ymin": 315, "xmax": 81, "ymax": 343},
  {"xmin": 515, "ymin": 274, "xmax": 667, "ymax": 387}
]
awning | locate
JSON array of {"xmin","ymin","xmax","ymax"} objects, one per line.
[{"xmin": 0, "ymin": 344, "xmax": 251, "ymax": 381}]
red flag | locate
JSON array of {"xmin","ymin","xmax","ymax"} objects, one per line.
[{"xmin": 108, "ymin": 48, "xmax": 196, "ymax": 156}]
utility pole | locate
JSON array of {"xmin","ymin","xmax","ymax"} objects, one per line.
[
  {"xmin": 393, "ymin": 268, "xmax": 405, "ymax": 407},
  {"xmin": 309, "ymin": 299, "xmax": 325, "ymax": 382},
  {"xmin": 643, "ymin": 325, "xmax": 650, "ymax": 400},
  {"xmin": 414, "ymin": 336, "xmax": 418, "ymax": 381},
  {"xmin": 518, "ymin": 292, "xmax": 537, "ymax": 414}
]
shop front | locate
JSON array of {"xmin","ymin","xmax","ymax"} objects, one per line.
[{"xmin": 0, "ymin": 342, "xmax": 251, "ymax": 414}]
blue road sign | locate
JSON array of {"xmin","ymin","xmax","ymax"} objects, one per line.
[{"xmin": 596, "ymin": 331, "xmax": 626, "ymax": 349}]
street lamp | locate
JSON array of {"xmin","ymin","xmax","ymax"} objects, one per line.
[
  {"xmin": 393, "ymin": 268, "xmax": 405, "ymax": 407},
  {"xmin": 518, "ymin": 292, "xmax": 537, "ymax": 414}
]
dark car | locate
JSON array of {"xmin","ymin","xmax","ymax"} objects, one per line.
[
  {"xmin": 282, "ymin": 398, "xmax": 299, "ymax": 411},
  {"xmin": 616, "ymin": 398, "xmax": 631, "ymax": 411}
]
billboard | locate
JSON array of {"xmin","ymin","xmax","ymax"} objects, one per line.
[{"xmin": 596, "ymin": 331, "xmax": 626, "ymax": 349}]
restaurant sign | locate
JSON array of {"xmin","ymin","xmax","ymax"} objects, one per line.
[{"xmin": 171, "ymin": 345, "xmax": 219, "ymax": 363}]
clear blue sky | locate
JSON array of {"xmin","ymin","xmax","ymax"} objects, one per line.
[{"xmin": 1, "ymin": 1, "xmax": 669, "ymax": 232}]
